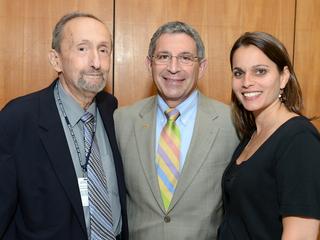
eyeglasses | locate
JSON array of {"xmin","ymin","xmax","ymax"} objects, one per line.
[{"xmin": 151, "ymin": 53, "xmax": 199, "ymax": 66}]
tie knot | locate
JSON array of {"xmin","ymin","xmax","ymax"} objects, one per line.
[
  {"xmin": 81, "ymin": 111, "xmax": 94, "ymax": 124},
  {"xmin": 165, "ymin": 108, "xmax": 180, "ymax": 122}
]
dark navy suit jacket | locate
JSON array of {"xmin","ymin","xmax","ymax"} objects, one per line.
[{"xmin": 0, "ymin": 80, "xmax": 128, "ymax": 240}]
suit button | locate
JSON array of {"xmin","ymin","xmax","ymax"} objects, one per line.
[{"xmin": 164, "ymin": 216, "xmax": 171, "ymax": 223}]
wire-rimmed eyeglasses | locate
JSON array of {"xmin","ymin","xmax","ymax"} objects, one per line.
[{"xmin": 151, "ymin": 53, "xmax": 199, "ymax": 66}]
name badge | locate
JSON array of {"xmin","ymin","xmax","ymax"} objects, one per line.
[{"xmin": 78, "ymin": 177, "xmax": 89, "ymax": 207}]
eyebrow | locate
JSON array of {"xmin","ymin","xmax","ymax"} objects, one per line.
[
  {"xmin": 98, "ymin": 41, "xmax": 112, "ymax": 46},
  {"xmin": 232, "ymin": 64, "xmax": 270, "ymax": 70},
  {"xmin": 76, "ymin": 40, "xmax": 90, "ymax": 44},
  {"xmin": 232, "ymin": 67, "xmax": 244, "ymax": 72},
  {"xmin": 155, "ymin": 51, "xmax": 170, "ymax": 54},
  {"xmin": 75, "ymin": 40, "xmax": 112, "ymax": 49},
  {"xmin": 251, "ymin": 64, "xmax": 270, "ymax": 68},
  {"xmin": 155, "ymin": 51, "xmax": 194, "ymax": 55}
]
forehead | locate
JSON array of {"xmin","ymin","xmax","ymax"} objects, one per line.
[
  {"xmin": 62, "ymin": 17, "xmax": 111, "ymax": 45},
  {"xmin": 155, "ymin": 33, "xmax": 197, "ymax": 54},
  {"xmin": 232, "ymin": 45, "xmax": 274, "ymax": 67}
]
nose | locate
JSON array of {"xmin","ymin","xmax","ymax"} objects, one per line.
[
  {"xmin": 242, "ymin": 73, "xmax": 253, "ymax": 88},
  {"xmin": 167, "ymin": 56, "xmax": 181, "ymax": 73},
  {"xmin": 90, "ymin": 50, "xmax": 101, "ymax": 69}
]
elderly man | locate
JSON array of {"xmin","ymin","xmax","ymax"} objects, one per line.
[{"xmin": 0, "ymin": 12, "xmax": 128, "ymax": 240}]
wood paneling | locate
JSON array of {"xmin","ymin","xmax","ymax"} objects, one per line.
[
  {"xmin": 114, "ymin": 0, "xmax": 295, "ymax": 106},
  {"xmin": 204, "ymin": 0, "xmax": 295, "ymax": 104},
  {"xmin": 294, "ymin": 0, "xmax": 320, "ymax": 129},
  {"xmin": 0, "ymin": 0, "xmax": 318, "ymax": 132},
  {"xmin": 0, "ymin": 0, "xmax": 319, "ymax": 236},
  {"xmin": 0, "ymin": 0, "xmax": 113, "ymax": 108}
]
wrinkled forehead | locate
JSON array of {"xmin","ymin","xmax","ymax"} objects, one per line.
[
  {"xmin": 155, "ymin": 33, "xmax": 197, "ymax": 54},
  {"xmin": 62, "ymin": 17, "xmax": 112, "ymax": 46}
]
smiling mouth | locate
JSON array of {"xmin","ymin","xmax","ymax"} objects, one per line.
[
  {"xmin": 242, "ymin": 91, "xmax": 262, "ymax": 97},
  {"xmin": 84, "ymin": 73, "xmax": 103, "ymax": 78},
  {"xmin": 163, "ymin": 76, "xmax": 184, "ymax": 81}
]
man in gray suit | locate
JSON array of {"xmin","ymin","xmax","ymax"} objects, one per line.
[{"xmin": 114, "ymin": 21, "xmax": 238, "ymax": 240}]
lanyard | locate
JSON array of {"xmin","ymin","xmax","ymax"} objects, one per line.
[{"xmin": 55, "ymin": 84, "xmax": 96, "ymax": 173}]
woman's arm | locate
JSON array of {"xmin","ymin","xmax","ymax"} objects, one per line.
[{"xmin": 282, "ymin": 216, "xmax": 319, "ymax": 240}]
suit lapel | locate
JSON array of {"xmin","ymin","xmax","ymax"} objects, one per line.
[
  {"xmin": 96, "ymin": 93, "xmax": 118, "ymax": 156},
  {"xmin": 134, "ymin": 98, "xmax": 165, "ymax": 211},
  {"xmin": 168, "ymin": 94, "xmax": 220, "ymax": 211},
  {"xmin": 37, "ymin": 81, "xmax": 87, "ymax": 234},
  {"xmin": 96, "ymin": 93, "xmax": 128, "ymax": 236}
]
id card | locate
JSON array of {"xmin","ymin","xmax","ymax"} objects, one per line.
[{"xmin": 78, "ymin": 177, "xmax": 89, "ymax": 207}]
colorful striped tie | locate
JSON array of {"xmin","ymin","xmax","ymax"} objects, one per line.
[
  {"xmin": 156, "ymin": 108, "xmax": 181, "ymax": 210},
  {"xmin": 81, "ymin": 112, "xmax": 115, "ymax": 240}
]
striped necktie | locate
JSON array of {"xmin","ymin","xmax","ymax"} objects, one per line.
[
  {"xmin": 81, "ymin": 112, "xmax": 115, "ymax": 240},
  {"xmin": 156, "ymin": 108, "xmax": 181, "ymax": 210}
]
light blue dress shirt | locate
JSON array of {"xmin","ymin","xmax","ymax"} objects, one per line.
[
  {"xmin": 54, "ymin": 81, "xmax": 121, "ymax": 236},
  {"xmin": 156, "ymin": 90, "xmax": 198, "ymax": 170}
]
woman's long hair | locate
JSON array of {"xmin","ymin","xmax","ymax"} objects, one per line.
[{"xmin": 230, "ymin": 32, "xmax": 303, "ymax": 139}]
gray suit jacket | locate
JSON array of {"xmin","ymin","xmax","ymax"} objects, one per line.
[{"xmin": 114, "ymin": 93, "xmax": 238, "ymax": 240}]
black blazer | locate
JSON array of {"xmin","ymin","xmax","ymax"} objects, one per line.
[{"xmin": 0, "ymin": 80, "xmax": 128, "ymax": 240}]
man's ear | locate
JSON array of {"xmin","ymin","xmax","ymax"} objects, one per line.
[
  {"xmin": 198, "ymin": 58, "xmax": 208, "ymax": 79},
  {"xmin": 145, "ymin": 56, "xmax": 152, "ymax": 73},
  {"xmin": 48, "ymin": 49, "xmax": 62, "ymax": 73}
]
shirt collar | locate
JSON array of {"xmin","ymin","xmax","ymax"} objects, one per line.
[
  {"xmin": 157, "ymin": 90, "xmax": 198, "ymax": 126},
  {"xmin": 57, "ymin": 81, "xmax": 97, "ymax": 127}
]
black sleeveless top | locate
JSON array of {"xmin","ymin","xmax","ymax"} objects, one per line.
[{"xmin": 218, "ymin": 116, "xmax": 320, "ymax": 239}]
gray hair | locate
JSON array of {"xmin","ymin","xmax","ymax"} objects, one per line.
[
  {"xmin": 148, "ymin": 21, "xmax": 205, "ymax": 60},
  {"xmin": 51, "ymin": 12, "xmax": 104, "ymax": 52}
]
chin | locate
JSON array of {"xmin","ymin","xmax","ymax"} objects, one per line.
[{"xmin": 84, "ymin": 80, "xmax": 106, "ymax": 92}]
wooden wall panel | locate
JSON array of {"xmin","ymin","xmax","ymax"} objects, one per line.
[
  {"xmin": 114, "ymin": 0, "xmax": 295, "ymax": 106},
  {"xmin": 294, "ymin": 0, "xmax": 320, "ymax": 129},
  {"xmin": 204, "ymin": 0, "xmax": 295, "ymax": 103},
  {"xmin": 0, "ymin": 0, "xmax": 113, "ymax": 108},
  {"xmin": 1, "ymin": 0, "xmax": 318, "ymax": 131}
]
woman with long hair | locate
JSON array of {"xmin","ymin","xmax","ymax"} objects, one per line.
[{"xmin": 218, "ymin": 31, "xmax": 320, "ymax": 239}]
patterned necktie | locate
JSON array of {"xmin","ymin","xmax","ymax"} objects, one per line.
[
  {"xmin": 156, "ymin": 108, "xmax": 181, "ymax": 210},
  {"xmin": 81, "ymin": 112, "xmax": 115, "ymax": 240}
]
